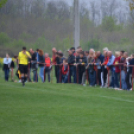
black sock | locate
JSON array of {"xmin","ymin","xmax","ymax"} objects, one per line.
[
  {"xmin": 24, "ymin": 77, "xmax": 27, "ymax": 82},
  {"xmin": 21, "ymin": 77, "xmax": 24, "ymax": 83}
]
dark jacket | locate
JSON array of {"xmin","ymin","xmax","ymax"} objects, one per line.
[
  {"xmin": 129, "ymin": 58, "xmax": 134, "ymax": 73},
  {"xmin": 78, "ymin": 56, "xmax": 87, "ymax": 72},
  {"xmin": 38, "ymin": 55, "xmax": 45, "ymax": 67},
  {"xmin": 68, "ymin": 54, "xmax": 75, "ymax": 66}
]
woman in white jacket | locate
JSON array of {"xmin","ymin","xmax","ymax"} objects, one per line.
[{"xmin": 3, "ymin": 54, "xmax": 12, "ymax": 81}]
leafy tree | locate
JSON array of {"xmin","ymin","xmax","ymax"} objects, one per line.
[{"xmin": 101, "ymin": 16, "xmax": 116, "ymax": 32}]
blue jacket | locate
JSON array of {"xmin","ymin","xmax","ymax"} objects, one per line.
[{"xmin": 107, "ymin": 55, "xmax": 115, "ymax": 71}]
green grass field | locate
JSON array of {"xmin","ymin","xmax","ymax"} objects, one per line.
[{"xmin": 0, "ymin": 73, "xmax": 134, "ymax": 134}]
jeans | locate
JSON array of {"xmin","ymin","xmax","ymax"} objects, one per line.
[
  {"xmin": 39, "ymin": 67, "xmax": 44, "ymax": 82},
  {"xmin": 88, "ymin": 69, "xmax": 96, "ymax": 86},
  {"xmin": 69, "ymin": 66, "xmax": 76, "ymax": 83},
  {"xmin": 121, "ymin": 70, "xmax": 127, "ymax": 90},
  {"xmin": 33, "ymin": 70, "xmax": 38, "ymax": 82},
  {"xmin": 109, "ymin": 70, "xmax": 115, "ymax": 88},
  {"xmin": 125, "ymin": 72, "xmax": 132, "ymax": 90},
  {"xmin": 4, "ymin": 69, "xmax": 9, "ymax": 81},
  {"xmin": 114, "ymin": 71, "xmax": 120, "ymax": 88},
  {"xmin": 62, "ymin": 74, "xmax": 68, "ymax": 83},
  {"xmin": 44, "ymin": 67, "xmax": 51, "ymax": 82}
]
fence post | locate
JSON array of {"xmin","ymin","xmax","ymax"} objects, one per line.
[{"xmin": 120, "ymin": 66, "xmax": 121, "ymax": 89}]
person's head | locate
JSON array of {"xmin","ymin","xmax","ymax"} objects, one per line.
[
  {"xmin": 67, "ymin": 49, "xmax": 73, "ymax": 55},
  {"xmin": 6, "ymin": 53, "xmax": 9, "ymax": 58},
  {"xmin": 131, "ymin": 54, "xmax": 134, "ymax": 58},
  {"xmin": 59, "ymin": 52, "xmax": 63, "ymax": 58},
  {"xmin": 96, "ymin": 51, "xmax": 101, "ymax": 57},
  {"xmin": 63, "ymin": 58, "xmax": 68, "ymax": 64},
  {"xmin": 103, "ymin": 47, "xmax": 109, "ymax": 55},
  {"xmin": 124, "ymin": 52, "xmax": 128, "ymax": 58},
  {"xmin": 107, "ymin": 51, "xmax": 112, "ymax": 57},
  {"xmin": 52, "ymin": 47, "xmax": 57, "ymax": 54},
  {"xmin": 29, "ymin": 48, "xmax": 34, "ymax": 54},
  {"xmin": 80, "ymin": 51, "xmax": 84, "ymax": 58},
  {"xmin": 120, "ymin": 50, "xmax": 125, "ymax": 57},
  {"xmin": 84, "ymin": 51, "xmax": 89, "ymax": 57},
  {"xmin": 115, "ymin": 51, "xmax": 120, "ymax": 58},
  {"xmin": 38, "ymin": 49, "xmax": 44, "ymax": 56},
  {"xmin": 75, "ymin": 51, "xmax": 80, "ymax": 57},
  {"xmin": 89, "ymin": 48, "xmax": 95, "ymax": 57},
  {"xmin": 45, "ymin": 53, "xmax": 49, "ymax": 58},
  {"xmin": 77, "ymin": 46, "xmax": 82, "ymax": 52},
  {"xmin": 22, "ymin": 47, "xmax": 26, "ymax": 53},
  {"xmin": 36, "ymin": 49, "xmax": 39, "ymax": 52},
  {"xmin": 70, "ymin": 47, "xmax": 75, "ymax": 53},
  {"xmin": 104, "ymin": 51, "xmax": 108, "ymax": 57}
]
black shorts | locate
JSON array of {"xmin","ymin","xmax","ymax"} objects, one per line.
[{"xmin": 19, "ymin": 64, "xmax": 28, "ymax": 74}]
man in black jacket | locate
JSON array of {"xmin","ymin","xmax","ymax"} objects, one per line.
[
  {"xmin": 78, "ymin": 51, "xmax": 87, "ymax": 84},
  {"xmin": 68, "ymin": 49, "xmax": 76, "ymax": 83}
]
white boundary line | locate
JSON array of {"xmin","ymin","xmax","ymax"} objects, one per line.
[{"xmin": 0, "ymin": 83, "xmax": 134, "ymax": 103}]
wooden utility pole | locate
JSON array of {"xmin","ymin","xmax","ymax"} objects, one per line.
[{"xmin": 74, "ymin": 0, "xmax": 80, "ymax": 49}]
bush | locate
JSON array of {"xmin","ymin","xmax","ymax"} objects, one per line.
[
  {"xmin": 101, "ymin": 17, "xmax": 116, "ymax": 32},
  {"xmin": 84, "ymin": 39, "xmax": 101, "ymax": 50}
]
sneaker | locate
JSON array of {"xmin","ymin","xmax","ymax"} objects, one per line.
[
  {"xmin": 114, "ymin": 88, "xmax": 119, "ymax": 90},
  {"xmin": 83, "ymin": 84, "xmax": 86, "ymax": 87},
  {"xmin": 18, "ymin": 80, "xmax": 21, "ymax": 83},
  {"xmin": 130, "ymin": 88, "xmax": 132, "ymax": 91}
]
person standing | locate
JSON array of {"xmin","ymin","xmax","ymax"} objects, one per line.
[
  {"xmin": 87, "ymin": 49, "xmax": 96, "ymax": 87},
  {"xmin": 30, "ymin": 48, "xmax": 38, "ymax": 82},
  {"xmin": 38, "ymin": 49, "xmax": 45, "ymax": 83},
  {"xmin": 52, "ymin": 48, "xmax": 58, "ymax": 82},
  {"xmin": 44, "ymin": 53, "xmax": 51, "ymax": 83},
  {"xmin": 125, "ymin": 54, "xmax": 134, "ymax": 90},
  {"xmin": 113, "ymin": 51, "xmax": 121, "ymax": 90},
  {"xmin": 107, "ymin": 51, "xmax": 115, "ymax": 88},
  {"xmin": 78, "ymin": 51, "xmax": 87, "ymax": 85},
  {"xmin": 3, "ymin": 54, "xmax": 12, "ymax": 81},
  {"xmin": 68, "ymin": 49, "xmax": 76, "ymax": 83},
  {"xmin": 18, "ymin": 47, "xmax": 31, "ymax": 86}
]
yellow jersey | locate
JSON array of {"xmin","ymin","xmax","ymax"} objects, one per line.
[{"xmin": 18, "ymin": 51, "xmax": 31, "ymax": 65}]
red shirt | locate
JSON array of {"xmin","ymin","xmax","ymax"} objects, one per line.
[
  {"xmin": 62, "ymin": 65, "xmax": 69, "ymax": 75},
  {"xmin": 113, "ymin": 57, "xmax": 120, "ymax": 73},
  {"xmin": 45, "ymin": 57, "xmax": 51, "ymax": 67}
]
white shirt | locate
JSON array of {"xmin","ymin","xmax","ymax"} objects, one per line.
[{"xmin": 3, "ymin": 58, "xmax": 12, "ymax": 65}]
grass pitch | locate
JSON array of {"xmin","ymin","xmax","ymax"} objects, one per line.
[{"xmin": 0, "ymin": 77, "xmax": 134, "ymax": 134}]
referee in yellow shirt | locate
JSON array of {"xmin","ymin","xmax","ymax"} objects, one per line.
[{"xmin": 18, "ymin": 47, "xmax": 31, "ymax": 86}]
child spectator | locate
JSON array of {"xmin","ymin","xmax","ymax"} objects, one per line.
[{"xmin": 62, "ymin": 58, "xmax": 69, "ymax": 83}]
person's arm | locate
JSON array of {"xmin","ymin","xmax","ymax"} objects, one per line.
[
  {"xmin": 107, "ymin": 57, "xmax": 115, "ymax": 67},
  {"xmin": 26, "ymin": 52, "xmax": 31, "ymax": 59}
]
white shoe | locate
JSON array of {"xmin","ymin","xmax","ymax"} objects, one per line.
[
  {"xmin": 130, "ymin": 88, "xmax": 132, "ymax": 91},
  {"xmin": 18, "ymin": 80, "xmax": 21, "ymax": 83},
  {"xmin": 114, "ymin": 88, "xmax": 120, "ymax": 90},
  {"xmin": 83, "ymin": 84, "xmax": 86, "ymax": 87},
  {"xmin": 118, "ymin": 88, "xmax": 123, "ymax": 90}
]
